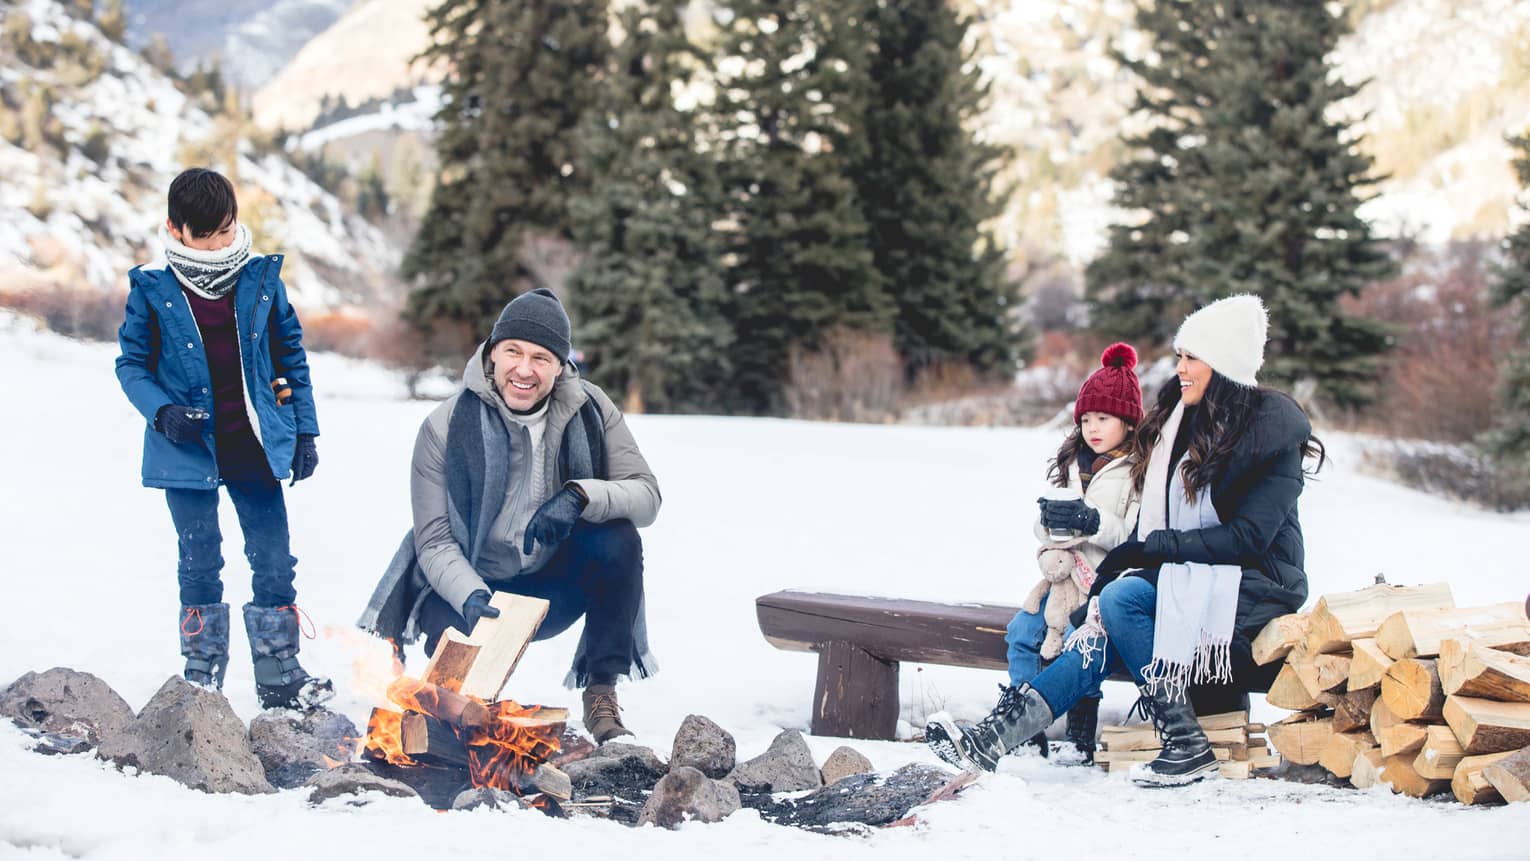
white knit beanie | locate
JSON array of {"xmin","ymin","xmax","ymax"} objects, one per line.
[{"xmin": 1172, "ymin": 294, "xmax": 1268, "ymax": 387}]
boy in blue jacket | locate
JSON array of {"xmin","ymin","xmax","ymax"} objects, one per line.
[{"xmin": 116, "ymin": 167, "xmax": 332, "ymax": 710}]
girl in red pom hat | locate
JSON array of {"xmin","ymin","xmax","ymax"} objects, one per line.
[{"xmin": 927, "ymin": 343, "xmax": 1144, "ymax": 769}]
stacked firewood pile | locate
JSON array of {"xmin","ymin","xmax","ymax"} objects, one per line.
[
  {"xmin": 1254, "ymin": 582, "xmax": 1530, "ymax": 804},
  {"xmin": 1097, "ymin": 711, "xmax": 1279, "ymax": 778}
]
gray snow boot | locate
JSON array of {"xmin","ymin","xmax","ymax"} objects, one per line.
[
  {"xmin": 243, "ymin": 603, "xmax": 334, "ymax": 710},
  {"xmin": 925, "ymin": 683, "xmax": 1054, "ymax": 773},
  {"xmin": 1128, "ymin": 687, "xmax": 1218, "ymax": 787},
  {"xmin": 180, "ymin": 602, "xmax": 230, "ymax": 689}
]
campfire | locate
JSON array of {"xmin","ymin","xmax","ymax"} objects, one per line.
[{"xmin": 362, "ymin": 594, "xmax": 573, "ymax": 807}]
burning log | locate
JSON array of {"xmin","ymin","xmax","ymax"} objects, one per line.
[
  {"xmin": 388, "ymin": 676, "xmax": 490, "ymax": 730},
  {"xmin": 363, "ymin": 708, "xmax": 415, "ymax": 766},
  {"xmin": 402, "ymin": 711, "xmax": 471, "ymax": 769}
]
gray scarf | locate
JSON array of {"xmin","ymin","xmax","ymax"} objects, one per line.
[{"xmin": 160, "ymin": 222, "xmax": 253, "ymax": 299}]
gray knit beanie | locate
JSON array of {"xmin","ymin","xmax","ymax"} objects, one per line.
[{"xmin": 487, "ymin": 288, "xmax": 571, "ymax": 362}]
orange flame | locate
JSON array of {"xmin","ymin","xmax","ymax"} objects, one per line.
[
  {"xmin": 462, "ymin": 701, "xmax": 564, "ymax": 792},
  {"xmin": 362, "ymin": 709, "xmax": 416, "ymax": 766}
]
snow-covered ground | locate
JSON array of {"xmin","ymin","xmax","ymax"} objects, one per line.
[{"xmin": 2, "ymin": 310, "xmax": 1528, "ymax": 858}]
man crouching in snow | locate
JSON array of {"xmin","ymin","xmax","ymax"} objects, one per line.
[
  {"xmin": 360, "ymin": 288, "xmax": 661, "ymax": 743},
  {"xmin": 115, "ymin": 167, "xmax": 332, "ymax": 710}
]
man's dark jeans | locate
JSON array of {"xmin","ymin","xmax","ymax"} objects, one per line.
[
  {"xmin": 418, "ymin": 520, "xmax": 645, "ymax": 683},
  {"xmin": 165, "ymin": 472, "xmax": 298, "ymax": 608}
]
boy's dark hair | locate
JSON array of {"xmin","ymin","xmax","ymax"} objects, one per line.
[{"xmin": 167, "ymin": 168, "xmax": 238, "ymax": 238}]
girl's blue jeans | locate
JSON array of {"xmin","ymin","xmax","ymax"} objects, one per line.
[
  {"xmin": 1004, "ymin": 594, "xmax": 1103, "ymax": 698},
  {"xmin": 1027, "ymin": 576, "xmax": 1159, "ymax": 715}
]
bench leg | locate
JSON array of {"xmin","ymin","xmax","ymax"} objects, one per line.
[{"xmin": 811, "ymin": 641, "xmax": 899, "ymax": 740}]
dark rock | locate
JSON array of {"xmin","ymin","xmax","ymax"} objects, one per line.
[
  {"xmin": 727, "ymin": 730, "xmax": 821, "ymax": 793},
  {"xmin": 637, "ymin": 766, "xmax": 741, "ymax": 829},
  {"xmin": 565, "ymin": 741, "xmax": 667, "ymax": 797},
  {"xmin": 97, "ymin": 676, "xmax": 273, "ymax": 795},
  {"xmin": 306, "ymin": 763, "xmax": 418, "ymax": 804},
  {"xmin": 0, "ymin": 668, "xmax": 134, "ymax": 749},
  {"xmin": 248, "ymin": 708, "xmax": 360, "ymax": 789},
  {"xmin": 820, "ymin": 746, "xmax": 873, "ymax": 785},
  {"xmin": 670, "ymin": 714, "xmax": 736, "ymax": 779},
  {"xmin": 451, "ymin": 786, "xmax": 530, "ymax": 811},
  {"xmin": 754, "ymin": 763, "xmax": 950, "ymax": 829}
]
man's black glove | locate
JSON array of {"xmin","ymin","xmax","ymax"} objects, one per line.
[
  {"xmin": 522, "ymin": 485, "xmax": 588, "ymax": 555},
  {"xmin": 154, "ymin": 405, "xmax": 209, "ymax": 444},
  {"xmin": 462, "ymin": 589, "xmax": 500, "ymax": 632},
  {"xmin": 1037, "ymin": 497, "xmax": 1101, "ymax": 536},
  {"xmin": 290, "ymin": 434, "xmax": 319, "ymax": 486}
]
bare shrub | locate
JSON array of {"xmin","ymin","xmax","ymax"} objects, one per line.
[
  {"xmin": 300, "ymin": 309, "xmax": 373, "ymax": 356},
  {"xmin": 0, "ymin": 284, "xmax": 126, "ymax": 342},
  {"xmin": 1343, "ymin": 240, "xmax": 1515, "ymax": 443},
  {"xmin": 785, "ymin": 328, "xmax": 904, "ymax": 422},
  {"xmin": 1360, "ymin": 439, "xmax": 1530, "ymax": 512}
]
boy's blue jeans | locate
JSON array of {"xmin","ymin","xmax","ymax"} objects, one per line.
[
  {"xmin": 1004, "ymin": 595, "xmax": 1103, "ymax": 699},
  {"xmin": 166, "ymin": 475, "xmax": 298, "ymax": 608},
  {"xmin": 1028, "ymin": 576, "xmax": 1159, "ymax": 716}
]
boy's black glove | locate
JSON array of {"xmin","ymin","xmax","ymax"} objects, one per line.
[
  {"xmin": 522, "ymin": 485, "xmax": 588, "ymax": 555},
  {"xmin": 290, "ymin": 434, "xmax": 319, "ymax": 486},
  {"xmin": 1038, "ymin": 498, "xmax": 1101, "ymax": 536},
  {"xmin": 154, "ymin": 405, "xmax": 209, "ymax": 444},
  {"xmin": 462, "ymin": 589, "xmax": 500, "ymax": 632}
]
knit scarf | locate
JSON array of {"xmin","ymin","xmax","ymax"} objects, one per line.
[
  {"xmin": 1135, "ymin": 401, "xmax": 1241, "ymax": 701},
  {"xmin": 160, "ymin": 222, "xmax": 252, "ymax": 299},
  {"xmin": 1079, "ymin": 446, "xmax": 1130, "ymax": 493}
]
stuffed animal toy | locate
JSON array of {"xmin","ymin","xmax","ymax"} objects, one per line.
[{"xmin": 1021, "ymin": 546, "xmax": 1089, "ymax": 659}]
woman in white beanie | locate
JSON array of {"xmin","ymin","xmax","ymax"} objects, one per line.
[{"xmin": 926, "ymin": 295, "xmax": 1325, "ymax": 787}]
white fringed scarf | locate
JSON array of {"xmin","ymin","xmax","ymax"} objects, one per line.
[
  {"xmin": 1136, "ymin": 401, "xmax": 1241, "ymax": 701},
  {"xmin": 160, "ymin": 222, "xmax": 252, "ymax": 299},
  {"xmin": 1066, "ymin": 402, "xmax": 1241, "ymax": 700}
]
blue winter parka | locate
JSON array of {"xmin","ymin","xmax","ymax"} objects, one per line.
[{"xmin": 115, "ymin": 255, "xmax": 319, "ymax": 489}]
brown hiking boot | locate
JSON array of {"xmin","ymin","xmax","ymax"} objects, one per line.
[{"xmin": 582, "ymin": 684, "xmax": 633, "ymax": 743}]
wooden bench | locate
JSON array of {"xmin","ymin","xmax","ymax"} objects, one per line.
[{"xmin": 756, "ymin": 590, "xmax": 1023, "ymax": 740}]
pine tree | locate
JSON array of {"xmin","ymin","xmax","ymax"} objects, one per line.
[
  {"xmin": 1086, "ymin": 0, "xmax": 1394, "ymax": 406},
  {"xmin": 1484, "ymin": 133, "xmax": 1530, "ymax": 470},
  {"xmin": 853, "ymin": 0, "xmax": 1020, "ymax": 380},
  {"xmin": 402, "ymin": 0, "xmax": 609, "ymax": 357},
  {"xmin": 566, "ymin": 1, "xmax": 733, "ymax": 413},
  {"xmin": 711, "ymin": 0, "xmax": 890, "ymax": 414}
]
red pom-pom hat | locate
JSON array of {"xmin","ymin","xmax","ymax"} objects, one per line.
[{"xmin": 1074, "ymin": 342, "xmax": 1144, "ymax": 424}]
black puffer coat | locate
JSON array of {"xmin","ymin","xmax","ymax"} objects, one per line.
[{"xmin": 1140, "ymin": 390, "xmax": 1314, "ymax": 703}]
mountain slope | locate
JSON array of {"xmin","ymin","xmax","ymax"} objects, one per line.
[
  {"xmin": 122, "ymin": 0, "xmax": 353, "ymax": 89},
  {"xmin": 0, "ymin": 0, "xmax": 402, "ymax": 314}
]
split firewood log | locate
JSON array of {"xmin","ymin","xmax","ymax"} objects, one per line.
[
  {"xmin": 1252, "ymin": 613, "xmax": 1309, "ymax": 665},
  {"xmin": 1348, "ymin": 638, "xmax": 1394, "ymax": 692},
  {"xmin": 1439, "ymin": 639, "xmax": 1530, "ymax": 702},
  {"xmin": 1374, "ymin": 603, "xmax": 1530, "ymax": 661},
  {"xmin": 1305, "ymin": 583, "xmax": 1454, "ymax": 656},
  {"xmin": 1412, "ymin": 725, "xmax": 1464, "ymax": 780},
  {"xmin": 1452, "ymin": 751, "xmax": 1513, "ymax": 805},
  {"xmin": 1268, "ymin": 713, "xmax": 1333, "ymax": 766},
  {"xmin": 1482, "ymin": 746, "xmax": 1530, "ymax": 803},
  {"xmin": 1381, "ymin": 658, "xmax": 1445, "ymax": 721},
  {"xmin": 1444, "ymin": 695, "xmax": 1530, "ymax": 754}
]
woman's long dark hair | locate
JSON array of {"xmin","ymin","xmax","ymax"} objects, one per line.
[{"xmin": 1129, "ymin": 372, "xmax": 1327, "ymax": 500}]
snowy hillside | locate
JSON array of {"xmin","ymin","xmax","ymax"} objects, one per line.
[
  {"xmin": 2, "ymin": 313, "xmax": 1528, "ymax": 857},
  {"xmin": 121, "ymin": 0, "xmax": 353, "ymax": 89},
  {"xmin": 0, "ymin": 0, "xmax": 403, "ymax": 312}
]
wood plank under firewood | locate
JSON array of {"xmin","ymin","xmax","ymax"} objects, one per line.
[{"xmin": 1304, "ymin": 583, "xmax": 1454, "ymax": 656}]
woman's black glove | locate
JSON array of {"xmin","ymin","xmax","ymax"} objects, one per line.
[
  {"xmin": 1095, "ymin": 540, "xmax": 1153, "ymax": 579},
  {"xmin": 1069, "ymin": 601, "xmax": 1090, "ymax": 630},
  {"xmin": 1038, "ymin": 498, "xmax": 1101, "ymax": 536},
  {"xmin": 522, "ymin": 485, "xmax": 588, "ymax": 555},
  {"xmin": 462, "ymin": 589, "xmax": 501, "ymax": 632},
  {"xmin": 290, "ymin": 434, "xmax": 319, "ymax": 486},
  {"xmin": 154, "ymin": 405, "xmax": 209, "ymax": 444}
]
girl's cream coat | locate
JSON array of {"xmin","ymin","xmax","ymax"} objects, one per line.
[{"xmin": 1032, "ymin": 452, "xmax": 1141, "ymax": 578}]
